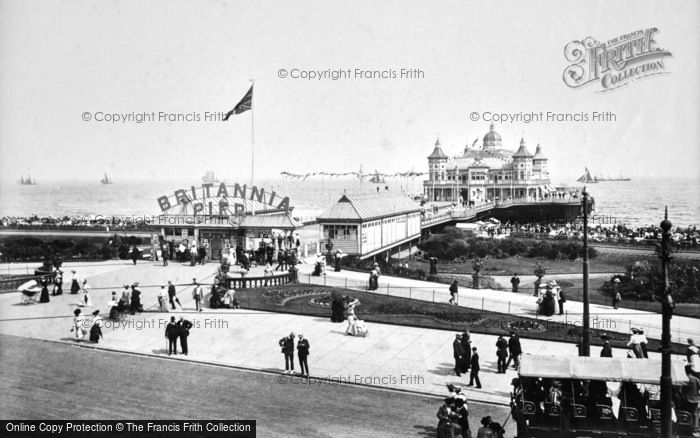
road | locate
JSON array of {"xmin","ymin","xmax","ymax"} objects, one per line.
[{"xmin": 0, "ymin": 334, "xmax": 510, "ymax": 438}]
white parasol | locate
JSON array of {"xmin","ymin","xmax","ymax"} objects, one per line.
[{"xmin": 18, "ymin": 279, "xmax": 41, "ymax": 293}]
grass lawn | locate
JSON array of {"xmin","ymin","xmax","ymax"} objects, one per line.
[
  {"xmin": 400, "ymin": 256, "xmax": 700, "ymax": 319},
  {"xmin": 234, "ymin": 285, "xmax": 687, "ymax": 355}
]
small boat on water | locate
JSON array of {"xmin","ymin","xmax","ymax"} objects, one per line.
[
  {"xmin": 577, "ymin": 167, "xmax": 597, "ymax": 184},
  {"xmin": 100, "ymin": 172, "xmax": 113, "ymax": 184},
  {"xmin": 17, "ymin": 175, "xmax": 37, "ymax": 185},
  {"xmin": 202, "ymin": 170, "xmax": 220, "ymax": 184}
]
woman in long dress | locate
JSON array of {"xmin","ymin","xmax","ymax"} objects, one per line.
[
  {"xmin": 89, "ymin": 310, "xmax": 103, "ymax": 343},
  {"xmin": 39, "ymin": 278, "xmax": 50, "ymax": 303},
  {"xmin": 70, "ymin": 270, "xmax": 80, "ymax": 294},
  {"xmin": 80, "ymin": 280, "xmax": 92, "ymax": 307},
  {"xmin": 72, "ymin": 309, "xmax": 87, "ymax": 341}
]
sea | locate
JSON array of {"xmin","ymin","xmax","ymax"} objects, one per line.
[{"xmin": 0, "ymin": 177, "xmax": 698, "ymax": 228}]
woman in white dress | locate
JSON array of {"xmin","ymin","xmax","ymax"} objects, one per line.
[
  {"xmin": 72, "ymin": 309, "xmax": 87, "ymax": 341},
  {"xmin": 80, "ymin": 280, "xmax": 92, "ymax": 307}
]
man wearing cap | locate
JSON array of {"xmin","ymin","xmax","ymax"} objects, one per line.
[
  {"xmin": 279, "ymin": 332, "xmax": 295, "ymax": 374},
  {"xmin": 176, "ymin": 316, "xmax": 193, "ymax": 355},
  {"xmin": 453, "ymin": 334, "xmax": 466, "ymax": 377},
  {"xmin": 297, "ymin": 334, "xmax": 310, "ymax": 377}
]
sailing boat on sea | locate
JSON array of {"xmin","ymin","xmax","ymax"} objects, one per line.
[
  {"xmin": 202, "ymin": 170, "xmax": 220, "ymax": 184},
  {"xmin": 100, "ymin": 172, "xmax": 113, "ymax": 184},
  {"xmin": 577, "ymin": 167, "xmax": 597, "ymax": 184},
  {"xmin": 369, "ymin": 170, "xmax": 386, "ymax": 184},
  {"xmin": 17, "ymin": 175, "xmax": 37, "ymax": 185}
]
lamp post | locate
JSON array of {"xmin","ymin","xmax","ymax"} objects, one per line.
[
  {"xmin": 580, "ymin": 188, "xmax": 590, "ymax": 356},
  {"xmin": 658, "ymin": 207, "xmax": 673, "ymax": 438}
]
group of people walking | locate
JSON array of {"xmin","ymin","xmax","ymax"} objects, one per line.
[{"xmin": 452, "ymin": 329, "xmax": 523, "ymax": 389}]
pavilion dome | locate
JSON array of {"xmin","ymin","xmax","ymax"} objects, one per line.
[{"xmin": 483, "ymin": 124, "xmax": 502, "ymax": 149}]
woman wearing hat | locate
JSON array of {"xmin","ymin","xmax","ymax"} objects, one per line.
[
  {"xmin": 71, "ymin": 308, "xmax": 87, "ymax": 341},
  {"xmin": 80, "ymin": 280, "xmax": 92, "ymax": 307},
  {"xmin": 70, "ymin": 270, "xmax": 80, "ymax": 294},
  {"xmin": 89, "ymin": 310, "xmax": 103, "ymax": 343}
]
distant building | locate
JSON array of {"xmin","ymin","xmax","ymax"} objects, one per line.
[
  {"xmin": 424, "ymin": 124, "xmax": 554, "ymax": 203},
  {"xmin": 317, "ymin": 191, "xmax": 421, "ymax": 259}
]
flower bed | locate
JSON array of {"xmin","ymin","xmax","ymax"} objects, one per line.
[
  {"xmin": 308, "ymin": 294, "xmax": 359, "ymax": 308},
  {"xmin": 262, "ymin": 287, "xmax": 328, "ymax": 305}
]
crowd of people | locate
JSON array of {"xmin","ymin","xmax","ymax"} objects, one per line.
[
  {"xmin": 437, "ymin": 384, "xmax": 506, "ymax": 438},
  {"xmin": 482, "ymin": 221, "xmax": 699, "ymax": 248},
  {"xmin": 1, "ymin": 215, "xmax": 150, "ymax": 231}
]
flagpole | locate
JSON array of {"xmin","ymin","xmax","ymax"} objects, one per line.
[{"xmin": 250, "ymin": 79, "xmax": 255, "ymax": 215}]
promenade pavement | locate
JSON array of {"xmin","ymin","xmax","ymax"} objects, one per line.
[
  {"xmin": 0, "ymin": 259, "xmax": 694, "ymax": 408},
  {"xmin": 296, "ymin": 262, "xmax": 700, "ymax": 343}
]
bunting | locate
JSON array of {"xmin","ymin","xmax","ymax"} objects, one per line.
[{"xmin": 280, "ymin": 170, "xmax": 427, "ymax": 181}]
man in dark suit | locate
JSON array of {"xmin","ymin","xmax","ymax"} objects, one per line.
[
  {"xmin": 176, "ymin": 316, "xmax": 193, "ymax": 355},
  {"xmin": 279, "ymin": 332, "xmax": 295, "ymax": 374},
  {"xmin": 297, "ymin": 334, "xmax": 310, "ymax": 376},
  {"xmin": 496, "ymin": 334, "xmax": 509, "ymax": 373},
  {"xmin": 506, "ymin": 330, "xmax": 523, "ymax": 369},
  {"xmin": 167, "ymin": 280, "xmax": 182, "ymax": 310},
  {"xmin": 468, "ymin": 347, "xmax": 481, "ymax": 388},
  {"xmin": 453, "ymin": 334, "xmax": 465, "ymax": 377},
  {"xmin": 460, "ymin": 330, "xmax": 471, "ymax": 373},
  {"xmin": 165, "ymin": 316, "xmax": 179, "ymax": 355}
]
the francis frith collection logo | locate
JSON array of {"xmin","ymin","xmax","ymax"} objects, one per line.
[{"xmin": 563, "ymin": 28, "xmax": 672, "ymax": 92}]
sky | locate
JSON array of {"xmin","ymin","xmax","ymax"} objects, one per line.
[{"xmin": 0, "ymin": 0, "xmax": 698, "ymax": 184}]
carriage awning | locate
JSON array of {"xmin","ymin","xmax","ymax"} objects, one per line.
[{"xmin": 519, "ymin": 355, "xmax": 689, "ymax": 386}]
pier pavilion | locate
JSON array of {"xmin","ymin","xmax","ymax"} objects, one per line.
[
  {"xmin": 424, "ymin": 124, "xmax": 556, "ymax": 203},
  {"xmin": 317, "ymin": 191, "xmax": 421, "ymax": 260}
]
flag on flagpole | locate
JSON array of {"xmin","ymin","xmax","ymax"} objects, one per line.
[{"xmin": 223, "ymin": 85, "xmax": 253, "ymax": 120}]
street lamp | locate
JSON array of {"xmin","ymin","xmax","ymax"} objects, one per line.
[
  {"xmin": 658, "ymin": 206, "xmax": 674, "ymax": 438},
  {"xmin": 580, "ymin": 187, "xmax": 590, "ymax": 356}
]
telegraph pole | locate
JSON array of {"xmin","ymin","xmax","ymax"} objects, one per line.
[
  {"xmin": 581, "ymin": 188, "xmax": 590, "ymax": 356},
  {"xmin": 659, "ymin": 207, "xmax": 673, "ymax": 438}
]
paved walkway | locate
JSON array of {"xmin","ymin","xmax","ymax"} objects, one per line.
[
  {"xmin": 0, "ymin": 259, "xmax": 692, "ymax": 409},
  {"xmin": 296, "ymin": 262, "xmax": 700, "ymax": 343}
]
